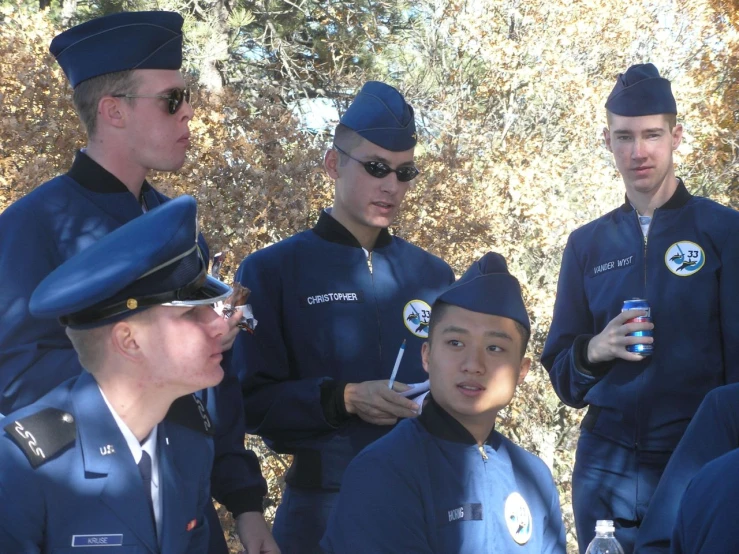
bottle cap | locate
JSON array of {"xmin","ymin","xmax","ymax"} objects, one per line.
[{"xmin": 595, "ymin": 520, "xmax": 615, "ymax": 533}]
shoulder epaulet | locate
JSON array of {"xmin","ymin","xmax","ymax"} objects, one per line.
[
  {"xmin": 166, "ymin": 394, "xmax": 214, "ymax": 436},
  {"xmin": 4, "ymin": 408, "xmax": 77, "ymax": 469}
]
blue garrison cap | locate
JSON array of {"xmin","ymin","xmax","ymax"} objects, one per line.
[
  {"xmin": 339, "ymin": 81, "xmax": 417, "ymax": 151},
  {"xmin": 605, "ymin": 63, "xmax": 677, "ymax": 117},
  {"xmin": 30, "ymin": 196, "xmax": 231, "ymax": 329},
  {"xmin": 436, "ymin": 252, "xmax": 530, "ymax": 332},
  {"xmin": 50, "ymin": 11, "xmax": 184, "ymax": 88}
]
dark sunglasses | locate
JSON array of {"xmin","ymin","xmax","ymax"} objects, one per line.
[
  {"xmin": 333, "ymin": 144, "xmax": 420, "ymax": 182},
  {"xmin": 112, "ymin": 87, "xmax": 191, "ymax": 115}
]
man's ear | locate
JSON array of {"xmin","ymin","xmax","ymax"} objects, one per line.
[
  {"xmin": 603, "ymin": 127, "xmax": 613, "ymax": 152},
  {"xmin": 517, "ymin": 356, "xmax": 531, "ymax": 386},
  {"xmin": 110, "ymin": 320, "xmax": 143, "ymax": 362},
  {"xmin": 324, "ymin": 148, "xmax": 340, "ymax": 179},
  {"xmin": 421, "ymin": 341, "xmax": 430, "ymax": 375},
  {"xmin": 671, "ymin": 123, "xmax": 684, "ymax": 150},
  {"xmin": 98, "ymin": 97, "xmax": 126, "ymax": 130}
]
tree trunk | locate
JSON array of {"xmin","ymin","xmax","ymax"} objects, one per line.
[
  {"xmin": 198, "ymin": 0, "xmax": 231, "ymax": 93},
  {"xmin": 61, "ymin": 0, "xmax": 77, "ymax": 26}
]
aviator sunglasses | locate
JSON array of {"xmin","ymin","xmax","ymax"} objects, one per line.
[
  {"xmin": 333, "ymin": 144, "xmax": 420, "ymax": 182},
  {"xmin": 112, "ymin": 87, "xmax": 191, "ymax": 115}
]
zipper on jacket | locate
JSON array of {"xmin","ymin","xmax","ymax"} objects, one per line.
[
  {"xmin": 478, "ymin": 444, "xmax": 488, "ymax": 461},
  {"xmin": 635, "ymin": 208, "xmax": 655, "ymax": 450},
  {"xmin": 363, "ymin": 248, "xmax": 382, "ymax": 364},
  {"xmin": 364, "ymin": 248, "xmax": 374, "ymax": 275}
]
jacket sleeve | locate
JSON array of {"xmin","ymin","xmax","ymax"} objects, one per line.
[
  {"xmin": 320, "ymin": 450, "xmax": 433, "ymax": 554},
  {"xmin": 635, "ymin": 385, "xmax": 739, "ymax": 553},
  {"xmin": 206, "ymin": 366, "xmax": 268, "ymax": 516},
  {"xmin": 228, "ymin": 251, "xmax": 345, "ymax": 446},
  {"xmin": 719, "ymin": 219, "xmax": 739, "ymax": 384},
  {"xmin": 0, "ymin": 201, "xmax": 81, "ymax": 412},
  {"xmin": 0, "ymin": 439, "xmax": 45, "ymax": 552},
  {"xmin": 543, "ymin": 475, "xmax": 567, "ymax": 554},
  {"xmin": 541, "ymin": 235, "xmax": 612, "ymax": 408}
]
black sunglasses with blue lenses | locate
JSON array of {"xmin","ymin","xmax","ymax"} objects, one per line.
[
  {"xmin": 334, "ymin": 144, "xmax": 420, "ymax": 182},
  {"xmin": 112, "ymin": 88, "xmax": 191, "ymax": 115}
]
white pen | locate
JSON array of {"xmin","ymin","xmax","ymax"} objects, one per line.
[{"xmin": 388, "ymin": 339, "xmax": 407, "ymax": 390}]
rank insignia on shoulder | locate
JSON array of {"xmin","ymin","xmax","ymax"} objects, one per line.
[
  {"xmin": 166, "ymin": 394, "xmax": 214, "ymax": 436},
  {"xmin": 4, "ymin": 408, "xmax": 77, "ymax": 468}
]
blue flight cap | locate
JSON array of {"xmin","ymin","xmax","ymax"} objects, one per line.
[
  {"xmin": 50, "ymin": 11, "xmax": 184, "ymax": 88},
  {"xmin": 436, "ymin": 252, "xmax": 530, "ymax": 332},
  {"xmin": 605, "ymin": 63, "xmax": 677, "ymax": 117},
  {"xmin": 339, "ymin": 81, "xmax": 417, "ymax": 151},
  {"xmin": 30, "ymin": 196, "xmax": 231, "ymax": 329}
]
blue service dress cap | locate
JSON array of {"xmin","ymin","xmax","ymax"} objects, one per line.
[
  {"xmin": 50, "ymin": 11, "xmax": 184, "ymax": 88},
  {"xmin": 605, "ymin": 63, "xmax": 677, "ymax": 116},
  {"xmin": 436, "ymin": 252, "xmax": 530, "ymax": 332},
  {"xmin": 29, "ymin": 195, "xmax": 231, "ymax": 329},
  {"xmin": 339, "ymin": 81, "xmax": 417, "ymax": 152}
]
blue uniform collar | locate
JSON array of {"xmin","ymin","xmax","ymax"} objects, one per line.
[
  {"xmin": 66, "ymin": 150, "xmax": 153, "ymax": 199},
  {"xmin": 418, "ymin": 395, "xmax": 501, "ymax": 448},
  {"xmin": 619, "ymin": 177, "xmax": 691, "ymax": 213},
  {"xmin": 312, "ymin": 209, "xmax": 393, "ymax": 249}
]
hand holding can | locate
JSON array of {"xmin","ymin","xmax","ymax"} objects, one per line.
[{"xmin": 622, "ymin": 298, "xmax": 653, "ymax": 356}]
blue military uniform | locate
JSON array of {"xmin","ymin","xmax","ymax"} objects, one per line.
[
  {"xmin": 635, "ymin": 383, "xmax": 739, "ymax": 553},
  {"xmin": 0, "ymin": 12, "xmax": 266, "ymax": 553},
  {"xmin": 541, "ymin": 64, "xmax": 739, "ymax": 552},
  {"xmin": 322, "ymin": 252, "xmax": 566, "ymax": 553},
  {"xmin": 228, "ymin": 82, "xmax": 455, "ymax": 552},
  {"xmin": 0, "ymin": 195, "xmax": 230, "ymax": 553},
  {"xmin": 0, "ymin": 374, "xmax": 214, "ymax": 554},
  {"xmin": 671, "ymin": 448, "xmax": 739, "ymax": 554},
  {"xmin": 321, "ymin": 396, "xmax": 566, "ymax": 554}
]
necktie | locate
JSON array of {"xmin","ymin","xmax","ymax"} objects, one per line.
[{"xmin": 137, "ymin": 451, "xmax": 156, "ymax": 535}]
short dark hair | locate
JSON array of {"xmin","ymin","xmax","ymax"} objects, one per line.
[
  {"xmin": 427, "ymin": 300, "xmax": 530, "ymax": 358},
  {"xmin": 332, "ymin": 123, "xmax": 365, "ymax": 166},
  {"xmin": 72, "ymin": 70, "xmax": 139, "ymax": 137}
]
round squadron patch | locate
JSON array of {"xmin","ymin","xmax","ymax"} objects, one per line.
[
  {"xmin": 664, "ymin": 241, "xmax": 705, "ymax": 276},
  {"xmin": 504, "ymin": 492, "xmax": 532, "ymax": 545},
  {"xmin": 403, "ymin": 300, "xmax": 431, "ymax": 338}
]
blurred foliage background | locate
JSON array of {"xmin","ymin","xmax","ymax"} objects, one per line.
[{"xmin": 1, "ymin": 0, "xmax": 737, "ymax": 550}]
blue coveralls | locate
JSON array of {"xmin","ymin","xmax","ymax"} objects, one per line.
[
  {"xmin": 0, "ymin": 371, "xmax": 213, "ymax": 553},
  {"xmin": 321, "ymin": 396, "xmax": 566, "ymax": 553},
  {"xmin": 671, "ymin": 447, "xmax": 739, "ymax": 554},
  {"xmin": 635, "ymin": 383, "xmax": 739, "ymax": 553},
  {"xmin": 541, "ymin": 181, "xmax": 739, "ymax": 552},
  {"xmin": 0, "ymin": 152, "xmax": 267, "ymax": 553},
  {"xmin": 229, "ymin": 210, "xmax": 455, "ymax": 553}
]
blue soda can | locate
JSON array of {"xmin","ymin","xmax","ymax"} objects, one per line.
[{"xmin": 623, "ymin": 298, "xmax": 653, "ymax": 356}]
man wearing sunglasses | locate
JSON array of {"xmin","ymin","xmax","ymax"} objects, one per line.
[
  {"xmin": 228, "ymin": 81, "xmax": 455, "ymax": 553},
  {"xmin": 0, "ymin": 11, "xmax": 278, "ymax": 554}
]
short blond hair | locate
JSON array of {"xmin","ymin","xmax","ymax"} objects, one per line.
[
  {"xmin": 65, "ymin": 325, "xmax": 111, "ymax": 373},
  {"xmin": 606, "ymin": 110, "xmax": 676, "ymax": 130},
  {"xmin": 72, "ymin": 70, "xmax": 139, "ymax": 137}
]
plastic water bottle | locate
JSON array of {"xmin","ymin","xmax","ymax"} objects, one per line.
[{"xmin": 584, "ymin": 520, "xmax": 625, "ymax": 554}]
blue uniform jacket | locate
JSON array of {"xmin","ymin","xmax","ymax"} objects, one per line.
[
  {"xmin": 671, "ymin": 447, "xmax": 739, "ymax": 554},
  {"xmin": 636, "ymin": 383, "xmax": 739, "ymax": 553},
  {"xmin": 320, "ymin": 396, "xmax": 566, "ymax": 553},
  {"xmin": 541, "ymin": 181, "xmax": 739, "ymax": 451},
  {"xmin": 0, "ymin": 152, "xmax": 266, "ymax": 515},
  {"xmin": 0, "ymin": 371, "xmax": 212, "ymax": 553},
  {"xmin": 229, "ymin": 211, "xmax": 455, "ymax": 489}
]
